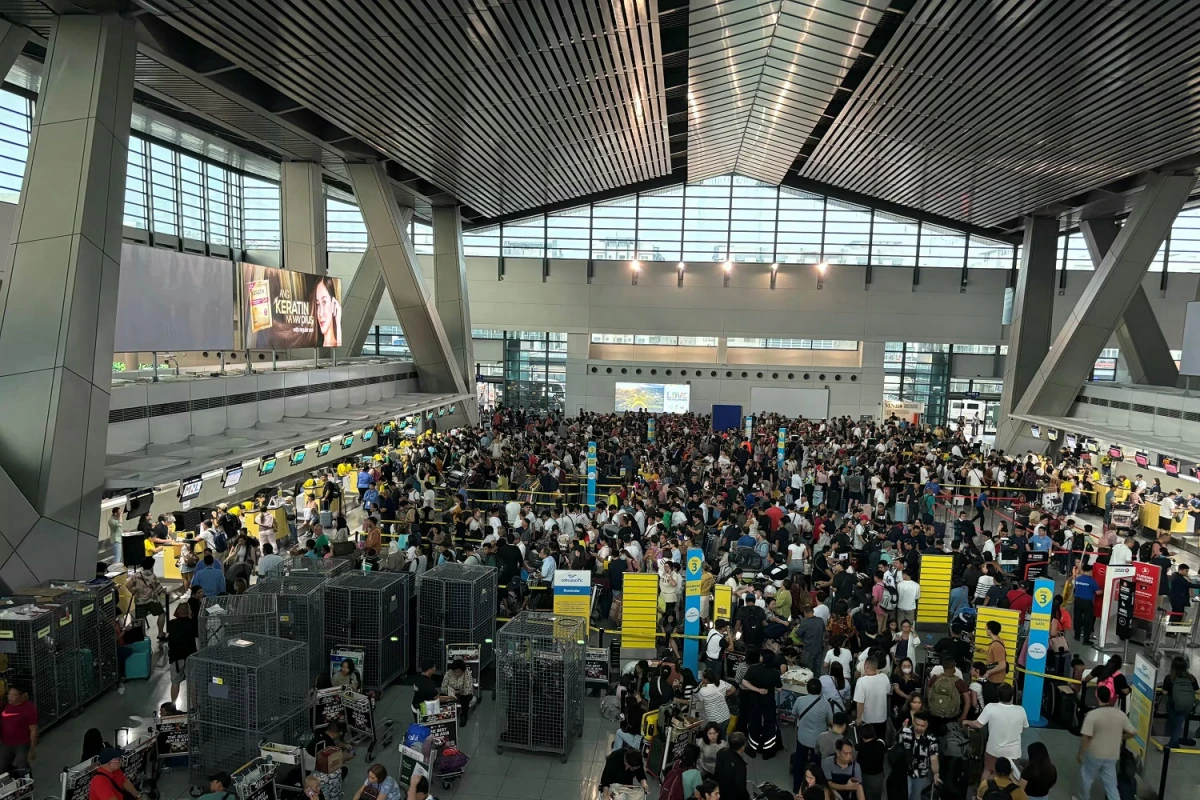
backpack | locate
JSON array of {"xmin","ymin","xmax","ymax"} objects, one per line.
[
  {"xmin": 980, "ymin": 780, "xmax": 1018, "ymax": 800},
  {"xmin": 942, "ymin": 722, "xmax": 971, "ymax": 758},
  {"xmin": 929, "ymin": 673, "xmax": 963, "ymax": 718},
  {"xmin": 1170, "ymin": 677, "xmax": 1197, "ymax": 714},
  {"xmin": 880, "ymin": 585, "xmax": 898, "ymax": 612},
  {"xmin": 659, "ymin": 761, "xmax": 686, "ymax": 800},
  {"xmin": 212, "ymin": 529, "xmax": 229, "ymax": 553}
]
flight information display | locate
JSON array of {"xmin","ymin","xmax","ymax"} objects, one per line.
[{"xmin": 615, "ymin": 382, "xmax": 690, "ymax": 413}]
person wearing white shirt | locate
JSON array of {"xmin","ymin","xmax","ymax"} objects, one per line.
[
  {"xmin": 257, "ymin": 543, "xmax": 284, "ymax": 577},
  {"xmin": 983, "ymin": 537, "xmax": 997, "ymax": 560},
  {"xmin": 1109, "ymin": 537, "xmax": 1134, "ymax": 567},
  {"xmin": 633, "ymin": 509, "xmax": 646, "ymax": 534},
  {"xmin": 787, "ymin": 541, "xmax": 807, "ymax": 576},
  {"xmin": 853, "ymin": 657, "xmax": 893, "ymax": 740},
  {"xmin": 505, "ymin": 500, "xmax": 521, "ymax": 526},
  {"xmin": 625, "ymin": 539, "xmax": 643, "ymax": 564},
  {"xmin": 964, "ymin": 683, "xmax": 1028, "ymax": 779},
  {"xmin": 813, "ymin": 603, "xmax": 830, "ymax": 623},
  {"xmin": 824, "ymin": 644, "xmax": 852, "ymax": 676},
  {"xmin": 897, "ymin": 572, "xmax": 920, "ymax": 615},
  {"xmin": 671, "ymin": 509, "xmax": 687, "ymax": 529}
]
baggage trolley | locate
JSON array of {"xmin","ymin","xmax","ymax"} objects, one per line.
[
  {"xmin": 0, "ymin": 776, "xmax": 30, "ymax": 800},
  {"xmin": 259, "ymin": 741, "xmax": 341, "ymax": 800},
  {"xmin": 1110, "ymin": 503, "xmax": 1136, "ymax": 533},
  {"xmin": 231, "ymin": 757, "xmax": 276, "ymax": 800},
  {"xmin": 150, "ymin": 712, "xmax": 189, "ymax": 773},
  {"xmin": 427, "ymin": 738, "xmax": 469, "ymax": 792},
  {"xmin": 339, "ymin": 690, "xmax": 394, "ymax": 761},
  {"xmin": 117, "ymin": 729, "xmax": 160, "ymax": 800}
]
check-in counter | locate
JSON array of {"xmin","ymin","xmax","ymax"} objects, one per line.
[{"xmin": 1138, "ymin": 500, "xmax": 1195, "ymax": 534}]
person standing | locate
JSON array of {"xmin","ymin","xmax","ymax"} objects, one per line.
[
  {"xmin": 1168, "ymin": 564, "xmax": 1197, "ymax": 622},
  {"xmin": 166, "ymin": 603, "xmax": 198, "ymax": 704},
  {"xmin": 704, "ymin": 620, "xmax": 729, "ymax": 679},
  {"xmin": 981, "ymin": 621, "xmax": 1008, "ymax": 706},
  {"xmin": 964, "ymin": 683, "xmax": 1027, "ymax": 779},
  {"xmin": 897, "ymin": 570, "xmax": 920, "ymax": 620},
  {"xmin": 0, "ymin": 685, "xmax": 37, "ymax": 777},
  {"xmin": 822, "ymin": 737, "xmax": 866, "ymax": 800},
  {"xmin": 1071, "ymin": 563, "xmax": 1100, "ymax": 644},
  {"xmin": 791, "ymin": 678, "xmax": 833, "ymax": 791},
  {"xmin": 853, "ymin": 657, "xmax": 892, "ymax": 743},
  {"xmin": 1163, "ymin": 655, "xmax": 1199, "ymax": 748},
  {"xmin": 1077, "ymin": 686, "xmax": 1134, "ymax": 800},
  {"xmin": 714, "ymin": 732, "xmax": 750, "ymax": 800},
  {"xmin": 899, "ymin": 712, "xmax": 941, "ymax": 800},
  {"xmin": 255, "ymin": 506, "xmax": 277, "ymax": 555}
]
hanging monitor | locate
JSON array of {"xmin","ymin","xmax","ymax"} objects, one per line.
[
  {"xmin": 1134, "ymin": 451, "xmax": 1150, "ymax": 467},
  {"xmin": 290, "ymin": 448, "xmax": 307, "ymax": 466},
  {"xmin": 362, "ymin": 429, "xmax": 374, "ymax": 442},
  {"xmin": 1030, "ymin": 424, "xmax": 1041, "ymax": 439},
  {"xmin": 258, "ymin": 457, "xmax": 278, "ymax": 477},
  {"xmin": 317, "ymin": 441, "xmax": 333, "ymax": 457},
  {"xmin": 340, "ymin": 433, "xmax": 356, "ymax": 449},
  {"xmin": 179, "ymin": 476, "xmax": 204, "ymax": 501},
  {"xmin": 222, "ymin": 465, "xmax": 244, "ymax": 489}
]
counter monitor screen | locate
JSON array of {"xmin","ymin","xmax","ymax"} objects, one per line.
[
  {"xmin": 438, "ymin": 406, "xmax": 445, "ymax": 417},
  {"xmin": 426, "ymin": 410, "xmax": 434, "ymax": 421},
  {"xmin": 382, "ymin": 424, "xmax": 392, "ymax": 435},
  {"xmin": 448, "ymin": 404, "xmax": 456, "ymax": 414},
  {"xmin": 362, "ymin": 429, "xmax": 374, "ymax": 442},
  {"xmin": 179, "ymin": 477, "xmax": 204, "ymax": 501},
  {"xmin": 258, "ymin": 457, "xmax": 277, "ymax": 476},
  {"xmin": 317, "ymin": 441, "xmax": 332, "ymax": 457},
  {"xmin": 290, "ymin": 449, "xmax": 307, "ymax": 466},
  {"xmin": 1164, "ymin": 458, "xmax": 1179, "ymax": 476},
  {"xmin": 1030, "ymin": 425, "xmax": 1040, "ymax": 439},
  {"xmin": 1109, "ymin": 446, "xmax": 1123, "ymax": 459},
  {"xmin": 1134, "ymin": 451, "xmax": 1150, "ymax": 467},
  {"xmin": 1087, "ymin": 440, "xmax": 1099, "ymax": 453},
  {"xmin": 1065, "ymin": 434, "xmax": 1077, "ymax": 450},
  {"xmin": 222, "ymin": 466, "xmax": 243, "ymax": 489},
  {"xmin": 341, "ymin": 434, "xmax": 355, "ymax": 449}
]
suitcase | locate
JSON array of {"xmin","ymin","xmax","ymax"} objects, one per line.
[
  {"xmin": 609, "ymin": 597, "xmax": 623, "ymax": 624},
  {"xmin": 320, "ymin": 510, "xmax": 334, "ymax": 528},
  {"xmin": 122, "ymin": 639, "xmax": 152, "ymax": 680}
]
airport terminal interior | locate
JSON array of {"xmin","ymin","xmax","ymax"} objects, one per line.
[{"xmin": 2, "ymin": 2, "xmax": 1200, "ymax": 800}]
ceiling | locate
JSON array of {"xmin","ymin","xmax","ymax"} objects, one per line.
[
  {"xmin": 0, "ymin": 0, "xmax": 1199, "ymax": 233},
  {"xmin": 687, "ymin": 0, "xmax": 888, "ymax": 186}
]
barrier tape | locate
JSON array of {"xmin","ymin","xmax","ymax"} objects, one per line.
[{"xmin": 1150, "ymin": 738, "xmax": 1200, "ymax": 755}]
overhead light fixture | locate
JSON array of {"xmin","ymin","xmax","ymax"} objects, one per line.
[
  {"xmin": 770, "ymin": 262, "xmax": 779, "ymax": 291},
  {"xmin": 816, "ymin": 261, "xmax": 828, "ymax": 290},
  {"xmin": 631, "ymin": 259, "xmax": 640, "ymax": 285},
  {"xmin": 677, "ymin": 261, "xmax": 685, "ymax": 288},
  {"xmin": 723, "ymin": 260, "xmax": 732, "ymax": 288}
]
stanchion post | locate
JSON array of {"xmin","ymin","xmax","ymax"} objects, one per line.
[{"xmin": 1159, "ymin": 745, "xmax": 1171, "ymax": 800}]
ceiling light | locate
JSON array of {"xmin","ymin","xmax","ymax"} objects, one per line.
[
  {"xmin": 816, "ymin": 262, "xmax": 828, "ymax": 274},
  {"xmin": 677, "ymin": 262, "xmax": 685, "ymax": 271},
  {"xmin": 723, "ymin": 260, "xmax": 733, "ymax": 273},
  {"xmin": 771, "ymin": 262, "xmax": 779, "ymax": 272},
  {"xmin": 631, "ymin": 260, "xmax": 641, "ymax": 272}
]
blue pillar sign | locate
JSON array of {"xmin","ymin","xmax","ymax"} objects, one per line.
[
  {"xmin": 647, "ymin": 417, "xmax": 655, "ymax": 443},
  {"xmin": 777, "ymin": 427, "xmax": 786, "ymax": 473},
  {"xmin": 683, "ymin": 548, "xmax": 703, "ymax": 677},
  {"xmin": 744, "ymin": 415, "xmax": 753, "ymax": 439},
  {"xmin": 1022, "ymin": 578, "xmax": 1054, "ymax": 726},
  {"xmin": 586, "ymin": 441, "xmax": 597, "ymax": 508}
]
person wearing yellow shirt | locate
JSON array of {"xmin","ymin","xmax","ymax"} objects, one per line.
[{"xmin": 1060, "ymin": 477, "xmax": 1076, "ymax": 515}]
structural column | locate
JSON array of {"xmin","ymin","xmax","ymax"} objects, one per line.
[
  {"xmin": 432, "ymin": 206, "xmax": 477, "ymax": 423},
  {"xmin": 336, "ymin": 248, "xmax": 386, "ymax": 358},
  {"xmin": 1080, "ymin": 217, "xmax": 1179, "ymax": 387},
  {"xmin": 280, "ymin": 161, "xmax": 327, "ymax": 275},
  {"xmin": 996, "ymin": 216, "xmax": 1058, "ymax": 426},
  {"xmin": 345, "ymin": 162, "xmax": 467, "ymax": 395},
  {"xmin": 996, "ymin": 172, "xmax": 1195, "ymax": 453},
  {"xmin": 0, "ymin": 14, "xmax": 136, "ymax": 586}
]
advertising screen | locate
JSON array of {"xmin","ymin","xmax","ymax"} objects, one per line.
[
  {"xmin": 114, "ymin": 244, "xmax": 235, "ymax": 352},
  {"xmin": 179, "ymin": 476, "xmax": 203, "ymax": 501},
  {"xmin": 258, "ymin": 457, "xmax": 277, "ymax": 476},
  {"xmin": 615, "ymin": 382, "xmax": 691, "ymax": 413},
  {"xmin": 240, "ymin": 263, "xmax": 343, "ymax": 349},
  {"xmin": 222, "ymin": 466, "xmax": 243, "ymax": 489}
]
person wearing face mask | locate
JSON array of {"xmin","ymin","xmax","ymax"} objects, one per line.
[{"xmin": 891, "ymin": 657, "xmax": 920, "ymax": 723}]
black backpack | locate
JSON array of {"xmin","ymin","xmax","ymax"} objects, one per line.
[{"xmin": 980, "ymin": 780, "xmax": 1018, "ymax": 800}]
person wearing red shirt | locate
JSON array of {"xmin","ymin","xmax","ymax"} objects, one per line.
[
  {"xmin": 764, "ymin": 501, "xmax": 785, "ymax": 533},
  {"xmin": 88, "ymin": 748, "xmax": 137, "ymax": 800},
  {"xmin": 1007, "ymin": 582, "xmax": 1034, "ymax": 623},
  {"xmin": 0, "ymin": 685, "xmax": 37, "ymax": 776}
]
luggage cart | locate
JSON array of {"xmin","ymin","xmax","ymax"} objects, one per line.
[
  {"xmin": 152, "ymin": 712, "xmax": 189, "ymax": 773},
  {"xmin": 427, "ymin": 738, "xmax": 469, "ymax": 792},
  {"xmin": 0, "ymin": 775, "xmax": 31, "ymax": 800},
  {"xmin": 231, "ymin": 757, "xmax": 276, "ymax": 800},
  {"xmin": 120, "ymin": 730, "xmax": 160, "ymax": 800},
  {"xmin": 1110, "ymin": 503, "xmax": 1136, "ymax": 533},
  {"xmin": 258, "ymin": 741, "xmax": 340, "ymax": 800},
  {"xmin": 339, "ymin": 690, "xmax": 394, "ymax": 761}
]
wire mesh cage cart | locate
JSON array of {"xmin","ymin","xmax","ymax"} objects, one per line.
[
  {"xmin": 248, "ymin": 575, "xmax": 327, "ymax": 683},
  {"xmin": 42, "ymin": 580, "xmax": 120, "ymax": 702},
  {"xmin": 493, "ymin": 612, "xmax": 585, "ymax": 761},
  {"xmin": 0, "ymin": 603, "xmax": 63, "ymax": 729},
  {"xmin": 416, "ymin": 564, "xmax": 497, "ymax": 674},
  {"xmin": 186, "ymin": 634, "xmax": 310, "ymax": 788},
  {"xmin": 200, "ymin": 594, "xmax": 280, "ymax": 647},
  {"xmin": 0, "ymin": 775, "xmax": 31, "ymax": 800},
  {"xmin": 324, "ymin": 572, "xmax": 411, "ymax": 691},
  {"xmin": 8, "ymin": 589, "xmax": 80, "ymax": 723},
  {"xmin": 264, "ymin": 556, "xmax": 354, "ymax": 579}
]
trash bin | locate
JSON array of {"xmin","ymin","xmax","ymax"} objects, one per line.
[{"xmin": 121, "ymin": 532, "xmax": 146, "ymax": 566}]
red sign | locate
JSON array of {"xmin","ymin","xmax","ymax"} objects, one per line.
[
  {"xmin": 1133, "ymin": 561, "xmax": 1161, "ymax": 622},
  {"xmin": 1093, "ymin": 562, "xmax": 1108, "ymax": 618}
]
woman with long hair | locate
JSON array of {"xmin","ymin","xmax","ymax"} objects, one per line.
[
  {"xmin": 1164, "ymin": 655, "xmax": 1199, "ymax": 748},
  {"xmin": 1020, "ymin": 741, "xmax": 1058, "ymax": 800},
  {"xmin": 823, "ymin": 634, "xmax": 852, "ymax": 677},
  {"xmin": 313, "ymin": 276, "xmax": 341, "ymax": 347},
  {"xmin": 820, "ymin": 660, "xmax": 850, "ymax": 712},
  {"xmin": 694, "ymin": 722, "xmax": 727, "ymax": 777}
]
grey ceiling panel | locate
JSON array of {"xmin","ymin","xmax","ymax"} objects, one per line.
[
  {"xmin": 687, "ymin": 0, "xmax": 888, "ymax": 185},
  {"xmin": 134, "ymin": 0, "xmax": 672, "ymax": 218},
  {"xmin": 799, "ymin": 0, "xmax": 1200, "ymax": 226}
]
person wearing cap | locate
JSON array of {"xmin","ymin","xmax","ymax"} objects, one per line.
[
  {"xmin": 87, "ymin": 747, "xmax": 137, "ymax": 800},
  {"xmin": 197, "ymin": 772, "xmax": 235, "ymax": 800}
]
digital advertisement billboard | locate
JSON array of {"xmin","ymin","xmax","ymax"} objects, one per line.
[
  {"xmin": 240, "ymin": 263, "xmax": 343, "ymax": 349},
  {"xmin": 615, "ymin": 382, "xmax": 691, "ymax": 413}
]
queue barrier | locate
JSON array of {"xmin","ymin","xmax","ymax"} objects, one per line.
[{"xmin": 1150, "ymin": 735, "xmax": 1200, "ymax": 799}]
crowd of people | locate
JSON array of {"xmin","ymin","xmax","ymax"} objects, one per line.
[{"xmin": 90, "ymin": 404, "xmax": 1200, "ymax": 800}]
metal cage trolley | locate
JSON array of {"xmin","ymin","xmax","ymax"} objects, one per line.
[
  {"xmin": 493, "ymin": 612, "xmax": 586, "ymax": 762},
  {"xmin": 46, "ymin": 580, "xmax": 120, "ymax": 702},
  {"xmin": 8, "ymin": 589, "xmax": 80, "ymax": 724},
  {"xmin": 231, "ymin": 757, "xmax": 278, "ymax": 800},
  {"xmin": 0, "ymin": 603, "xmax": 62, "ymax": 729},
  {"xmin": 416, "ymin": 564, "xmax": 498, "ymax": 677},
  {"xmin": 152, "ymin": 711, "xmax": 190, "ymax": 773},
  {"xmin": 264, "ymin": 557, "xmax": 354, "ymax": 580},
  {"xmin": 0, "ymin": 775, "xmax": 31, "ymax": 800},
  {"xmin": 200, "ymin": 594, "xmax": 280, "ymax": 647},
  {"xmin": 186, "ymin": 634, "xmax": 310, "ymax": 790},
  {"xmin": 324, "ymin": 572, "xmax": 411, "ymax": 691},
  {"xmin": 248, "ymin": 575, "xmax": 328, "ymax": 683}
]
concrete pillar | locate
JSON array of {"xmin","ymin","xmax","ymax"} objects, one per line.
[
  {"xmin": 336, "ymin": 249, "xmax": 386, "ymax": 359},
  {"xmin": 997, "ymin": 216, "xmax": 1058, "ymax": 425},
  {"xmin": 1080, "ymin": 217, "xmax": 1179, "ymax": 387},
  {"xmin": 996, "ymin": 172, "xmax": 1194, "ymax": 453},
  {"xmin": 346, "ymin": 162, "xmax": 467, "ymax": 395},
  {"xmin": 432, "ymin": 207, "xmax": 477, "ymax": 422},
  {"xmin": 0, "ymin": 14, "xmax": 136, "ymax": 586},
  {"xmin": 564, "ymin": 333, "xmax": 590, "ymax": 416},
  {"xmin": 280, "ymin": 162, "xmax": 327, "ymax": 275}
]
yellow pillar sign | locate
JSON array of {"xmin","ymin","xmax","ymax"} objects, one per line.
[
  {"xmin": 621, "ymin": 574, "xmax": 659, "ymax": 649},
  {"xmin": 713, "ymin": 584, "xmax": 732, "ymax": 623}
]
